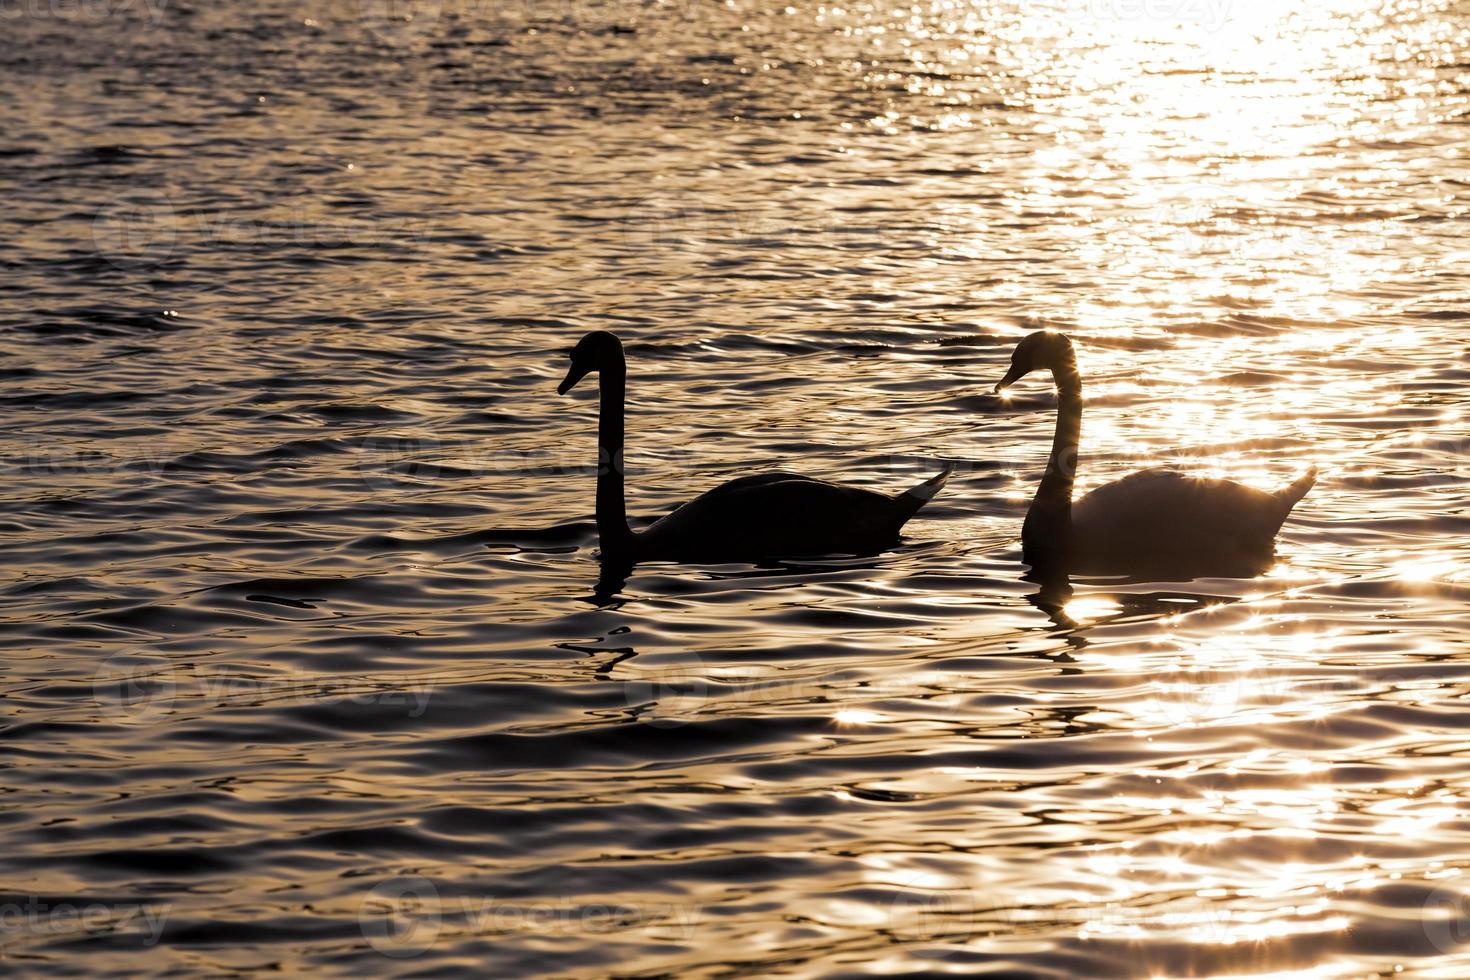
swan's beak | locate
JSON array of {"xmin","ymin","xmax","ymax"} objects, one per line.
[
  {"xmin": 558, "ymin": 362, "xmax": 592, "ymax": 395},
  {"xmin": 994, "ymin": 364, "xmax": 1027, "ymax": 393}
]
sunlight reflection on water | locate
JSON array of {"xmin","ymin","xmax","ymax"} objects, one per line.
[{"xmin": 0, "ymin": 0, "xmax": 1467, "ymax": 976}]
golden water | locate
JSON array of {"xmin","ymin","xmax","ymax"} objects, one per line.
[{"xmin": 2, "ymin": 0, "xmax": 1469, "ymax": 975}]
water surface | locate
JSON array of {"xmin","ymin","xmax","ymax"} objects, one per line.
[{"xmin": 2, "ymin": 0, "xmax": 1470, "ymax": 975}]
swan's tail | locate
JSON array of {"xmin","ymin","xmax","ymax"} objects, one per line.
[
  {"xmin": 895, "ymin": 462, "xmax": 955, "ymax": 520},
  {"xmin": 1276, "ymin": 466, "xmax": 1318, "ymax": 514}
]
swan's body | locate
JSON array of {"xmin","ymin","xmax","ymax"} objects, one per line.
[
  {"xmin": 558, "ymin": 331, "xmax": 950, "ymax": 563},
  {"xmin": 996, "ymin": 332, "xmax": 1315, "ymax": 577},
  {"xmin": 1067, "ymin": 467, "xmax": 1317, "ymax": 574},
  {"xmin": 635, "ymin": 470, "xmax": 949, "ymax": 562}
]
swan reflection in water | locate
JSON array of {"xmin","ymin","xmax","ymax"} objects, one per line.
[{"xmin": 1022, "ymin": 560, "xmax": 1243, "ymax": 650}]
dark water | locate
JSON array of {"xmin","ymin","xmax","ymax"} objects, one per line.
[{"xmin": 3, "ymin": 0, "xmax": 1470, "ymax": 975}]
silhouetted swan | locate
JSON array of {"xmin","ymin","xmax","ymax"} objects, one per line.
[
  {"xmin": 558, "ymin": 331, "xmax": 952, "ymax": 563},
  {"xmin": 995, "ymin": 331, "xmax": 1316, "ymax": 576}
]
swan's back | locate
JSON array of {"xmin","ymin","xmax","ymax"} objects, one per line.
[
  {"xmin": 637, "ymin": 472, "xmax": 937, "ymax": 561},
  {"xmin": 1068, "ymin": 467, "xmax": 1314, "ymax": 574}
]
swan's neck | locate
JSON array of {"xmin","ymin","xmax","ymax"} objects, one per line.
[
  {"xmin": 1023, "ymin": 357, "xmax": 1082, "ymax": 551},
  {"xmin": 595, "ymin": 360, "xmax": 636, "ymax": 556}
]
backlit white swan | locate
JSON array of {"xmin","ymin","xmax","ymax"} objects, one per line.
[
  {"xmin": 558, "ymin": 330, "xmax": 952, "ymax": 563},
  {"xmin": 994, "ymin": 331, "xmax": 1316, "ymax": 576}
]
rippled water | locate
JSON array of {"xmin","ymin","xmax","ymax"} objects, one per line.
[{"xmin": 3, "ymin": 0, "xmax": 1470, "ymax": 975}]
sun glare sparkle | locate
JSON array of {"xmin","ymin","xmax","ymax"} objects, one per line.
[{"xmin": 834, "ymin": 708, "xmax": 884, "ymax": 726}]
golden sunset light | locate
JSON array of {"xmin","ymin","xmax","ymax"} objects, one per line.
[{"xmin": 1, "ymin": 0, "xmax": 1468, "ymax": 976}]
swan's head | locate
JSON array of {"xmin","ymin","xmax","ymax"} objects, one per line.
[
  {"xmin": 994, "ymin": 331, "xmax": 1073, "ymax": 393},
  {"xmin": 558, "ymin": 330, "xmax": 623, "ymax": 395}
]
